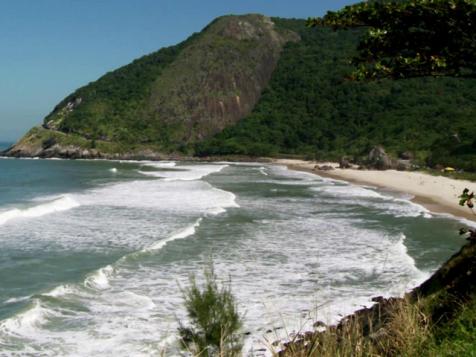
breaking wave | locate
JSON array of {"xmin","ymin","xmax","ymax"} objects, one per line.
[{"xmin": 0, "ymin": 195, "xmax": 80, "ymax": 226}]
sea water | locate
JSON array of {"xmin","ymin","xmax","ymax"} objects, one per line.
[{"xmin": 0, "ymin": 158, "xmax": 468, "ymax": 356}]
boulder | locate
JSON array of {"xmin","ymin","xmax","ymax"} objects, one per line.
[
  {"xmin": 396, "ymin": 160, "xmax": 412, "ymax": 171},
  {"xmin": 316, "ymin": 165, "xmax": 334, "ymax": 171},
  {"xmin": 339, "ymin": 157, "xmax": 351, "ymax": 169},
  {"xmin": 367, "ymin": 146, "xmax": 394, "ymax": 170}
]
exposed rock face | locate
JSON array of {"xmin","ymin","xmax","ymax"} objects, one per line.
[
  {"xmin": 148, "ymin": 14, "xmax": 299, "ymax": 143},
  {"xmin": 44, "ymin": 97, "xmax": 82, "ymax": 130}
]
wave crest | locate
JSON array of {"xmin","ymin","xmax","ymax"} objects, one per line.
[{"xmin": 0, "ymin": 195, "xmax": 80, "ymax": 226}]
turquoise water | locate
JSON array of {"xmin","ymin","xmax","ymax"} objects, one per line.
[{"xmin": 0, "ymin": 158, "xmax": 468, "ymax": 355}]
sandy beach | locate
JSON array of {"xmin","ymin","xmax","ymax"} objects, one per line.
[{"xmin": 275, "ymin": 159, "xmax": 476, "ymax": 222}]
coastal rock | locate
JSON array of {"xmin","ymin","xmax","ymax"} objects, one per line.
[
  {"xmin": 4, "ymin": 140, "xmax": 175, "ymax": 161},
  {"xmin": 339, "ymin": 157, "xmax": 351, "ymax": 169},
  {"xmin": 371, "ymin": 296, "xmax": 385, "ymax": 303},
  {"xmin": 396, "ymin": 160, "xmax": 412, "ymax": 171},
  {"xmin": 367, "ymin": 146, "xmax": 395, "ymax": 170},
  {"xmin": 316, "ymin": 165, "xmax": 334, "ymax": 171}
]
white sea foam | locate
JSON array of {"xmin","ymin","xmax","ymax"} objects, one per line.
[
  {"xmin": 109, "ymin": 167, "xmax": 118, "ymax": 173},
  {"xmin": 45, "ymin": 285, "xmax": 75, "ymax": 298},
  {"xmin": 458, "ymin": 217, "xmax": 476, "ymax": 228},
  {"xmin": 120, "ymin": 291, "xmax": 156, "ymax": 310},
  {"xmin": 139, "ymin": 163, "xmax": 228, "ymax": 181},
  {"xmin": 0, "ymin": 166, "xmax": 240, "ymax": 253},
  {"xmin": 207, "ymin": 207, "xmax": 227, "ymax": 215},
  {"xmin": 0, "ymin": 162, "xmax": 455, "ymax": 356},
  {"xmin": 316, "ymin": 185, "xmax": 385, "ymax": 199},
  {"xmin": 214, "ymin": 161, "xmax": 261, "ymax": 166},
  {"xmin": 77, "ymin": 180, "xmax": 238, "ymax": 216},
  {"xmin": 0, "ymin": 195, "xmax": 80, "ymax": 226},
  {"xmin": 145, "ymin": 161, "xmax": 176, "ymax": 168},
  {"xmin": 258, "ymin": 167, "xmax": 269, "ymax": 176},
  {"xmin": 432, "ymin": 212, "xmax": 476, "ymax": 228},
  {"xmin": 392, "ymin": 198, "xmax": 431, "ymax": 218},
  {"xmin": 146, "ymin": 218, "xmax": 203, "ymax": 252},
  {"xmin": 84, "ymin": 265, "xmax": 115, "ymax": 290},
  {"xmin": 0, "ymin": 300, "xmax": 51, "ymax": 334},
  {"xmin": 4, "ymin": 296, "xmax": 31, "ymax": 304},
  {"xmin": 311, "ymin": 182, "xmax": 431, "ymax": 218}
]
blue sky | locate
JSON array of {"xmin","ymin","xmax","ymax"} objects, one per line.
[{"xmin": 0, "ymin": 0, "xmax": 358, "ymax": 142}]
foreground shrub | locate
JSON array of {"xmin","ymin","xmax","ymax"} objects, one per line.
[{"xmin": 178, "ymin": 266, "xmax": 242, "ymax": 356}]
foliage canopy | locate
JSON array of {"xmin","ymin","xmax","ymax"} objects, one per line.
[{"xmin": 307, "ymin": 0, "xmax": 476, "ymax": 79}]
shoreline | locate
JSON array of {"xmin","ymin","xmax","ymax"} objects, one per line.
[
  {"xmin": 275, "ymin": 159, "xmax": 476, "ymax": 222},
  {"xmin": 3, "ymin": 154, "xmax": 475, "ymax": 222}
]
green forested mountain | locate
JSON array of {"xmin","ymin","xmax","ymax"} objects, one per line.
[
  {"xmin": 6, "ymin": 15, "xmax": 476, "ymax": 170},
  {"xmin": 6, "ymin": 14, "xmax": 297, "ymax": 158},
  {"xmin": 43, "ymin": 14, "xmax": 298, "ymax": 146},
  {"xmin": 198, "ymin": 18, "xmax": 476, "ymax": 170}
]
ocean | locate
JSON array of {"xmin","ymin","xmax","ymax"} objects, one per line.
[
  {"xmin": 0, "ymin": 143, "xmax": 12, "ymax": 151},
  {"xmin": 0, "ymin": 158, "xmax": 468, "ymax": 355}
]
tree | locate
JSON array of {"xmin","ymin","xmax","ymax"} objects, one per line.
[
  {"xmin": 308, "ymin": 0, "xmax": 476, "ymax": 79},
  {"xmin": 178, "ymin": 266, "xmax": 243, "ymax": 356}
]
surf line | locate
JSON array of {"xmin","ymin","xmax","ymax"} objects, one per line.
[
  {"xmin": 0, "ymin": 195, "xmax": 80, "ymax": 226},
  {"xmin": 82, "ymin": 218, "xmax": 204, "ymax": 292}
]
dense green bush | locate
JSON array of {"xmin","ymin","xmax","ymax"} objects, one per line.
[{"xmin": 178, "ymin": 267, "xmax": 242, "ymax": 356}]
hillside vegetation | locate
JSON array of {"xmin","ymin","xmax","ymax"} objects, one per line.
[
  {"xmin": 198, "ymin": 18, "xmax": 476, "ymax": 171},
  {"xmin": 6, "ymin": 14, "xmax": 296, "ymax": 158},
  {"xmin": 5, "ymin": 15, "xmax": 476, "ymax": 171}
]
